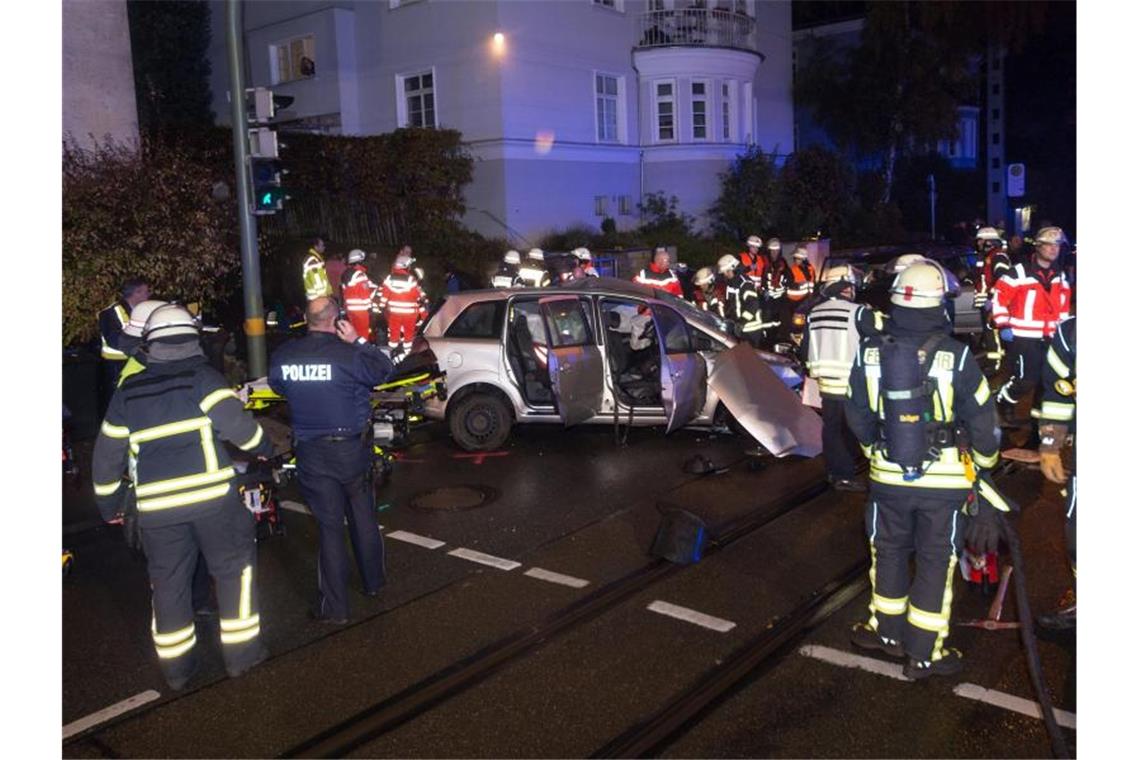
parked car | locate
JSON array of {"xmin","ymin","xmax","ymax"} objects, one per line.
[{"xmin": 412, "ymin": 277, "xmax": 822, "ymax": 457}]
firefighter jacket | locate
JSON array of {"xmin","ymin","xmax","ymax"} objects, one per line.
[
  {"xmin": 803, "ymin": 297, "xmax": 883, "ymax": 397},
  {"xmin": 972, "ymin": 248, "xmax": 1012, "ymax": 309},
  {"xmin": 379, "ymin": 269, "xmax": 428, "ymax": 321},
  {"xmin": 760, "ymin": 257, "xmax": 790, "ymax": 299},
  {"xmin": 990, "ymin": 262, "xmax": 1071, "ymax": 340},
  {"xmin": 1038, "ymin": 316, "xmax": 1076, "ymax": 427},
  {"xmin": 491, "ymin": 263, "xmax": 521, "ymax": 288},
  {"xmin": 633, "ymin": 263, "xmax": 683, "ymax": 297},
  {"xmin": 268, "ymin": 332, "xmax": 394, "ymax": 441},
  {"xmin": 517, "ymin": 262, "xmax": 551, "ymax": 288},
  {"xmin": 302, "ymin": 248, "xmax": 333, "ymax": 301},
  {"xmin": 342, "ymin": 264, "xmax": 379, "ymax": 316},
  {"xmin": 740, "ymin": 251, "xmax": 766, "ymax": 289},
  {"xmin": 786, "ymin": 261, "xmax": 816, "ymax": 302},
  {"xmin": 98, "ymin": 301, "xmax": 130, "ymax": 361},
  {"xmin": 724, "ymin": 274, "xmax": 762, "ymax": 333},
  {"xmin": 845, "ymin": 306, "xmax": 1000, "ymax": 494},
  {"xmin": 92, "ymin": 356, "xmax": 274, "ymax": 527}
]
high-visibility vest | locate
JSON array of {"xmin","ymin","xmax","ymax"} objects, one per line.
[
  {"xmin": 302, "ymin": 248, "xmax": 333, "ymax": 301},
  {"xmin": 379, "ymin": 270, "xmax": 427, "ymax": 318},
  {"xmin": 342, "ymin": 265, "xmax": 378, "ymax": 314},
  {"xmin": 99, "ymin": 303, "xmax": 130, "ymax": 360},
  {"xmin": 786, "ymin": 262, "xmax": 816, "ymax": 302},
  {"xmin": 805, "ymin": 298, "xmax": 862, "ymax": 396}
]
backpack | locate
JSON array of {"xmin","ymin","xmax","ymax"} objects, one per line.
[{"xmin": 878, "ymin": 334, "xmax": 954, "ymax": 480}]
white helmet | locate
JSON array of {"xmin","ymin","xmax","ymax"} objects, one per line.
[
  {"xmin": 503, "ymin": 249, "xmax": 521, "ymax": 265},
  {"xmin": 890, "ymin": 260, "xmax": 948, "ymax": 308},
  {"xmin": 572, "ymin": 247, "xmax": 592, "ymax": 262},
  {"xmin": 717, "ymin": 254, "xmax": 740, "ymax": 274},
  {"xmin": 348, "ymin": 249, "xmax": 366, "ymax": 264},
  {"xmin": 395, "ymin": 251, "xmax": 414, "ymax": 269},
  {"xmin": 143, "ymin": 303, "xmax": 199, "ymax": 342},
  {"xmin": 975, "ymin": 226, "xmax": 1002, "ymax": 242},
  {"xmin": 889, "ymin": 253, "xmax": 928, "ymax": 274},
  {"xmin": 820, "ymin": 263, "xmax": 858, "ymax": 286},
  {"xmin": 124, "ymin": 300, "xmax": 168, "ymax": 338},
  {"xmin": 694, "ymin": 266, "xmax": 716, "ymax": 287},
  {"xmin": 792, "ymin": 245, "xmax": 809, "ymax": 260},
  {"xmin": 746, "ymin": 235, "xmax": 762, "ymax": 249},
  {"xmin": 1035, "ymin": 226, "xmax": 1065, "ymax": 246},
  {"xmin": 527, "ymin": 248, "xmax": 545, "ymax": 262},
  {"xmin": 767, "ymin": 237, "xmax": 782, "ymax": 252}
]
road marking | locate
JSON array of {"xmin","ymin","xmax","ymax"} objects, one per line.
[
  {"xmin": 647, "ymin": 601, "xmax": 736, "ymax": 633},
  {"xmin": 524, "ymin": 567, "xmax": 591, "ymax": 588},
  {"xmin": 278, "ymin": 500, "xmax": 312, "ymax": 516},
  {"xmin": 448, "ymin": 547, "xmax": 521, "ymax": 571},
  {"xmin": 798, "ymin": 644, "xmax": 910, "ymax": 682},
  {"xmin": 954, "ymin": 683, "xmax": 1077, "ymax": 730},
  {"xmin": 62, "ymin": 690, "xmax": 161, "ymax": 740},
  {"xmin": 387, "ymin": 530, "xmax": 446, "ymax": 550}
]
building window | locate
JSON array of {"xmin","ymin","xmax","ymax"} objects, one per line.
[
  {"xmin": 691, "ymin": 81, "xmax": 709, "ymax": 140},
  {"xmin": 270, "ymin": 35, "xmax": 315, "ymax": 85},
  {"xmin": 992, "ymin": 131, "xmax": 1000, "ymax": 145},
  {"xmin": 592, "ymin": 0, "xmax": 624, "ymax": 10},
  {"xmin": 992, "ymin": 158, "xmax": 1001, "ymax": 169},
  {"xmin": 595, "ymin": 73, "xmax": 619, "ymax": 143},
  {"xmin": 619, "ymin": 195, "xmax": 633, "ymax": 216},
  {"xmin": 398, "ymin": 70, "xmax": 436, "ymax": 128},
  {"xmin": 992, "ymin": 182, "xmax": 1000, "ymax": 194},
  {"xmin": 655, "ymin": 81, "xmax": 675, "ymax": 142},
  {"xmin": 595, "ymin": 195, "xmax": 610, "ymax": 216},
  {"xmin": 721, "ymin": 81, "xmax": 733, "ymax": 141}
]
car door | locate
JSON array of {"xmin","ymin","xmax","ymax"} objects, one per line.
[
  {"xmin": 540, "ymin": 296, "xmax": 604, "ymax": 426},
  {"xmin": 651, "ymin": 304, "xmax": 707, "ymax": 434}
]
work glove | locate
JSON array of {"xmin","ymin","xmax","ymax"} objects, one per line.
[
  {"xmin": 1039, "ymin": 452, "xmax": 1067, "ymax": 484},
  {"xmin": 1039, "ymin": 422, "xmax": 1070, "ymax": 484},
  {"xmin": 963, "ymin": 497, "xmax": 1003, "ymax": 555},
  {"xmin": 999, "ymin": 328, "xmax": 1013, "ymax": 342}
]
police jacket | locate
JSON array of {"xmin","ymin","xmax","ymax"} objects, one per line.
[
  {"xmin": 803, "ymin": 297, "xmax": 882, "ymax": 398},
  {"xmin": 302, "ymin": 248, "xmax": 333, "ymax": 302},
  {"xmin": 92, "ymin": 355, "xmax": 273, "ymax": 526},
  {"xmin": 491, "ymin": 263, "xmax": 520, "ymax": 288},
  {"xmin": 1038, "ymin": 316, "xmax": 1076, "ymax": 429},
  {"xmin": 845, "ymin": 306, "xmax": 999, "ymax": 494},
  {"xmin": 268, "ymin": 332, "xmax": 394, "ymax": 442},
  {"xmin": 99, "ymin": 301, "xmax": 130, "ymax": 361}
]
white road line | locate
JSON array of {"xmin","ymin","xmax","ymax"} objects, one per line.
[
  {"xmin": 387, "ymin": 530, "xmax": 446, "ymax": 550},
  {"xmin": 62, "ymin": 690, "xmax": 161, "ymax": 740},
  {"xmin": 647, "ymin": 601, "xmax": 736, "ymax": 633},
  {"xmin": 448, "ymin": 548, "xmax": 521, "ymax": 571},
  {"xmin": 524, "ymin": 567, "xmax": 591, "ymax": 588},
  {"xmin": 798, "ymin": 644, "xmax": 910, "ymax": 682},
  {"xmin": 955, "ymin": 683, "xmax": 1077, "ymax": 730}
]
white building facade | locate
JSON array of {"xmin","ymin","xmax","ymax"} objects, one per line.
[
  {"xmin": 207, "ymin": 0, "xmax": 793, "ymax": 241},
  {"xmin": 63, "ymin": 0, "xmax": 139, "ymax": 150}
]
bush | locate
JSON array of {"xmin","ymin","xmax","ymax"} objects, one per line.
[
  {"xmin": 776, "ymin": 146, "xmax": 857, "ymax": 240},
  {"xmin": 638, "ymin": 191, "xmax": 695, "ymax": 241},
  {"xmin": 708, "ymin": 146, "xmax": 780, "ymax": 241}
]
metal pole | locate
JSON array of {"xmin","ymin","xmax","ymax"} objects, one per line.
[
  {"xmin": 226, "ymin": 0, "xmax": 266, "ymax": 378},
  {"xmin": 927, "ymin": 174, "xmax": 937, "ymax": 241}
]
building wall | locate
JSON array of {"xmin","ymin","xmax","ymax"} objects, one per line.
[
  {"xmin": 62, "ymin": 0, "xmax": 139, "ymax": 149},
  {"xmin": 751, "ymin": 0, "xmax": 793, "ymax": 155}
]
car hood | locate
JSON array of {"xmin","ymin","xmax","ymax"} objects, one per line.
[{"xmin": 708, "ymin": 343, "xmax": 823, "ymax": 458}]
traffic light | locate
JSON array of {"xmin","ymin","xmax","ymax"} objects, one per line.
[
  {"xmin": 251, "ymin": 158, "xmax": 286, "ymax": 213},
  {"xmin": 246, "ymin": 87, "xmax": 294, "ymax": 124},
  {"xmin": 244, "ymin": 88, "xmax": 294, "ymax": 216}
]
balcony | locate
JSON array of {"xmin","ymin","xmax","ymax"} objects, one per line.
[{"xmin": 636, "ymin": 7, "xmax": 756, "ymax": 52}]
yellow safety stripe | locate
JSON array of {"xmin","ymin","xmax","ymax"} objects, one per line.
[
  {"xmin": 974, "ymin": 378, "xmax": 990, "ymax": 406},
  {"xmin": 931, "ymin": 549, "xmax": 958, "ymax": 658},
  {"xmin": 866, "ymin": 543, "xmax": 879, "ymax": 631},
  {"xmin": 238, "ymin": 425, "xmax": 264, "ymax": 451},
  {"xmin": 94, "ymin": 480, "xmax": 123, "ymax": 497},
  {"xmin": 200, "ymin": 388, "xmax": 239, "ymax": 413},
  {"xmin": 200, "ymin": 427, "xmax": 218, "ymax": 472},
  {"xmin": 860, "ymin": 442, "xmax": 872, "ymax": 459},
  {"xmin": 1040, "ymin": 401, "xmax": 1075, "ymax": 421},
  {"xmin": 870, "ymin": 447, "xmax": 973, "ymax": 489},
  {"xmin": 135, "ymin": 466, "xmax": 235, "ymax": 498},
  {"xmin": 819, "ymin": 379, "xmax": 851, "ymax": 395},
  {"xmin": 873, "ymin": 594, "xmax": 908, "ymax": 616},
  {"xmin": 130, "ymin": 416, "xmax": 211, "ymax": 444},
  {"xmin": 907, "ymin": 604, "xmax": 947, "ymax": 633},
  {"xmin": 152, "ymin": 622, "xmax": 195, "ymax": 646},
  {"xmin": 156, "ymin": 636, "xmax": 197, "ymax": 659},
  {"xmin": 220, "ymin": 613, "xmax": 260, "ymax": 633},
  {"xmin": 1046, "ymin": 346, "xmax": 1070, "ymax": 380},
  {"xmin": 138, "ymin": 482, "xmax": 230, "ymax": 512},
  {"xmin": 971, "ymin": 448, "xmax": 999, "ymax": 469},
  {"xmin": 239, "ymin": 565, "xmax": 252, "ymax": 620},
  {"xmin": 977, "ymin": 478, "xmax": 1012, "ymax": 512},
  {"xmin": 101, "ymin": 420, "xmax": 130, "ymax": 439},
  {"xmin": 220, "ymin": 626, "xmax": 261, "ymax": 645}
]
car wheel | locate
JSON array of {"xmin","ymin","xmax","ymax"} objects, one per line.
[
  {"xmin": 448, "ymin": 392, "xmax": 512, "ymax": 451},
  {"xmin": 714, "ymin": 403, "xmax": 750, "ymax": 438}
]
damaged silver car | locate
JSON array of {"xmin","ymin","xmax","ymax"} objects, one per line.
[{"xmin": 414, "ymin": 278, "xmax": 822, "ymax": 457}]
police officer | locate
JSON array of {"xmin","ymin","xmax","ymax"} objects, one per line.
[
  {"xmin": 845, "ymin": 261, "xmax": 1002, "ymax": 679},
  {"xmin": 98, "ymin": 277, "xmax": 151, "ymax": 411},
  {"xmin": 302, "ymin": 236, "xmax": 333, "ymax": 302},
  {"xmin": 269, "ymin": 297, "xmax": 395, "ymax": 623},
  {"xmin": 92, "ymin": 305, "xmax": 273, "ymax": 689}
]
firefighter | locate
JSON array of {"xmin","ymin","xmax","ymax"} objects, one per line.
[
  {"xmin": 378, "ymin": 247, "xmax": 427, "ymax": 359},
  {"xmin": 758, "ymin": 237, "xmax": 790, "ymax": 344},
  {"xmin": 845, "ymin": 260, "xmax": 1002, "ymax": 679},
  {"xmin": 633, "ymin": 246, "xmax": 683, "ymax": 296},
  {"xmin": 801, "ymin": 264, "xmax": 881, "ymax": 491},
  {"xmin": 1036, "ymin": 316, "xmax": 1077, "ymax": 629},
  {"xmin": 739, "ymin": 234, "xmax": 766, "ymax": 290},
  {"xmin": 786, "ymin": 245, "xmax": 817, "ymax": 305},
  {"xmin": 302, "ymin": 236, "xmax": 333, "ymax": 302},
  {"xmin": 268, "ymin": 298, "xmax": 395, "ymax": 624},
  {"xmin": 718, "ymin": 254, "xmax": 763, "ymax": 344},
  {"xmin": 991, "ymin": 227, "xmax": 1072, "ymax": 430},
  {"xmin": 491, "ymin": 250, "xmax": 522, "ymax": 288},
  {"xmin": 98, "ymin": 277, "xmax": 151, "ymax": 411},
  {"xmin": 517, "ymin": 248, "xmax": 551, "ymax": 288},
  {"xmin": 573, "ymin": 247, "xmax": 600, "ymax": 277},
  {"xmin": 341, "ymin": 249, "xmax": 379, "ymax": 343},
  {"xmin": 92, "ymin": 305, "xmax": 273, "ymax": 690},
  {"xmin": 972, "ymin": 227, "xmax": 1011, "ymax": 374},
  {"xmin": 692, "ymin": 266, "xmax": 723, "ymax": 317}
]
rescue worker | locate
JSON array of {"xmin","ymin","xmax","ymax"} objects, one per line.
[
  {"xmin": 92, "ymin": 305, "xmax": 273, "ymax": 689},
  {"xmin": 845, "ymin": 260, "xmax": 1002, "ymax": 679},
  {"xmin": 117, "ymin": 299, "xmax": 168, "ymax": 383},
  {"xmin": 341, "ymin": 249, "xmax": 380, "ymax": 343},
  {"xmin": 302, "ymin": 236, "xmax": 333, "ymax": 302},
  {"xmin": 786, "ymin": 245, "xmax": 816, "ymax": 305},
  {"xmin": 517, "ymin": 248, "xmax": 551, "ymax": 288},
  {"xmin": 739, "ymin": 235, "xmax": 766, "ymax": 290},
  {"xmin": 790, "ymin": 264, "xmax": 866, "ymax": 347},
  {"xmin": 268, "ymin": 297, "xmax": 394, "ymax": 624},
  {"xmin": 1036, "ymin": 316, "xmax": 1076, "ymax": 629},
  {"xmin": 98, "ymin": 277, "xmax": 151, "ymax": 410},
  {"xmin": 573, "ymin": 247, "xmax": 599, "ymax": 277},
  {"xmin": 758, "ymin": 237, "xmax": 790, "ymax": 344},
  {"xmin": 633, "ymin": 246, "xmax": 683, "ymax": 296},
  {"xmin": 491, "ymin": 250, "xmax": 522, "ymax": 288},
  {"xmin": 991, "ymin": 227, "xmax": 1072, "ymax": 430},
  {"xmin": 378, "ymin": 247, "xmax": 427, "ymax": 359},
  {"xmin": 718, "ymin": 254, "xmax": 763, "ymax": 344},
  {"xmin": 971, "ymin": 227, "xmax": 1011, "ymax": 374},
  {"xmin": 801, "ymin": 264, "xmax": 881, "ymax": 491},
  {"xmin": 692, "ymin": 266, "xmax": 723, "ymax": 317}
]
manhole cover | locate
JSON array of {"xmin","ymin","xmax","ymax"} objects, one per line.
[{"xmin": 408, "ymin": 485, "xmax": 497, "ymax": 512}]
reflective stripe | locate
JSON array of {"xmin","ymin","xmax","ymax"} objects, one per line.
[
  {"xmin": 135, "ymin": 467, "xmax": 234, "ymax": 498},
  {"xmin": 200, "ymin": 426, "xmax": 218, "ymax": 472},
  {"xmin": 238, "ymin": 425, "xmax": 264, "ymax": 451},
  {"xmin": 240, "ymin": 565, "xmax": 252, "ymax": 620},
  {"xmin": 199, "ymin": 389, "xmax": 239, "ymax": 412},
  {"xmin": 870, "ymin": 447, "xmax": 972, "ymax": 489},
  {"xmin": 138, "ymin": 482, "xmax": 230, "ymax": 512},
  {"xmin": 873, "ymin": 593, "xmax": 908, "ymax": 616},
  {"xmin": 977, "ymin": 478, "xmax": 1011, "ymax": 512},
  {"xmin": 220, "ymin": 625, "xmax": 261, "ymax": 645},
  {"xmin": 972, "ymin": 448, "xmax": 999, "ymax": 469},
  {"xmin": 907, "ymin": 604, "xmax": 946, "ymax": 633},
  {"xmin": 101, "ymin": 420, "xmax": 130, "ymax": 439},
  {"xmin": 974, "ymin": 378, "xmax": 990, "ymax": 406},
  {"xmin": 221, "ymin": 613, "xmax": 259, "ymax": 633},
  {"xmin": 1046, "ymin": 346, "xmax": 1070, "ymax": 379},
  {"xmin": 94, "ymin": 480, "xmax": 123, "ymax": 497},
  {"xmin": 152, "ymin": 622, "xmax": 195, "ymax": 646},
  {"xmin": 156, "ymin": 635, "xmax": 197, "ymax": 659},
  {"xmin": 129, "ymin": 417, "xmax": 211, "ymax": 444},
  {"xmin": 1040, "ymin": 400, "xmax": 1075, "ymax": 421}
]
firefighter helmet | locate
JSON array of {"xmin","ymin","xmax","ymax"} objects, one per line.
[
  {"xmin": 767, "ymin": 237, "xmax": 782, "ymax": 252},
  {"xmin": 572, "ymin": 247, "xmax": 592, "ymax": 262},
  {"xmin": 890, "ymin": 253, "xmax": 928, "ymax": 274},
  {"xmin": 717, "ymin": 254, "xmax": 740, "ymax": 274},
  {"xmin": 694, "ymin": 266, "xmax": 715, "ymax": 287},
  {"xmin": 143, "ymin": 304, "xmax": 200, "ymax": 342},
  {"xmin": 503, "ymin": 249, "xmax": 521, "ymax": 265},
  {"xmin": 792, "ymin": 245, "xmax": 809, "ymax": 260},
  {"xmin": 348, "ymin": 249, "xmax": 366, "ymax": 264},
  {"xmin": 395, "ymin": 251, "xmax": 414, "ymax": 269},
  {"xmin": 527, "ymin": 248, "xmax": 545, "ymax": 262},
  {"xmin": 124, "ymin": 300, "xmax": 168, "ymax": 338},
  {"xmin": 975, "ymin": 226, "xmax": 1002, "ymax": 242},
  {"xmin": 746, "ymin": 235, "xmax": 762, "ymax": 249},
  {"xmin": 1035, "ymin": 226, "xmax": 1065, "ymax": 246},
  {"xmin": 889, "ymin": 260, "xmax": 947, "ymax": 308},
  {"xmin": 820, "ymin": 263, "xmax": 858, "ymax": 286}
]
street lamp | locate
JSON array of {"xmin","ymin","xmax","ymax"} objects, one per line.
[{"xmin": 492, "ymin": 32, "xmax": 506, "ymax": 56}]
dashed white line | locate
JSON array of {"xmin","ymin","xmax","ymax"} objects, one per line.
[
  {"xmin": 448, "ymin": 548, "xmax": 521, "ymax": 571},
  {"xmin": 387, "ymin": 530, "xmax": 446, "ymax": 550},
  {"xmin": 647, "ymin": 601, "xmax": 736, "ymax": 633},
  {"xmin": 524, "ymin": 567, "xmax": 591, "ymax": 588},
  {"xmin": 62, "ymin": 690, "xmax": 161, "ymax": 740},
  {"xmin": 955, "ymin": 683, "xmax": 1077, "ymax": 730},
  {"xmin": 798, "ymin": 644, "xmax": 910, "ymax": 682}
]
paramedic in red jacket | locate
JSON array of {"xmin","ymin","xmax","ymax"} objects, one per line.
[
  {"xmin": 378, "ymin": 247, "xmax": 427, "ymax": 358},
  {"xmin": 633, "ymin": 246, "xmax": 683, "ymax": 297},
  {"xmin": 341, "ymin": 249, "xmax": 379, "ymax": 342}
]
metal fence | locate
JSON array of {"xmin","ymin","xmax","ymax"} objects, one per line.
[{"xmin": 636, "ymin": 7, "xmax": 757, "ymax": 51}]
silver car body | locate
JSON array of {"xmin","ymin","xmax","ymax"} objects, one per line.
[{"xmin": 421, "ymin": 278, "xmax": 822, "ymax": 457}]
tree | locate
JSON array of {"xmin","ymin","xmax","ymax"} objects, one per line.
[
  {"xmin": 776, "ymin": 146, "xmax": 856, "ymax": 240},
  {"xmin": 638, "ymin": 192, "xmax": 695, "ymax": 241},
  {"xmin": 708, "ymin": 146, "xmax": 780, "ymax": 242}
]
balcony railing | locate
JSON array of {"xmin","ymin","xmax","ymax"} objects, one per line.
[{"xmin": 636, "ymin": 7, "xmax": 756, "ymax": 52}]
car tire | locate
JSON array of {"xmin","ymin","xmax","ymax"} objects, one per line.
[{"xmin": 448, "ymin": 392, "xmax": 512, "ymax": 451}]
